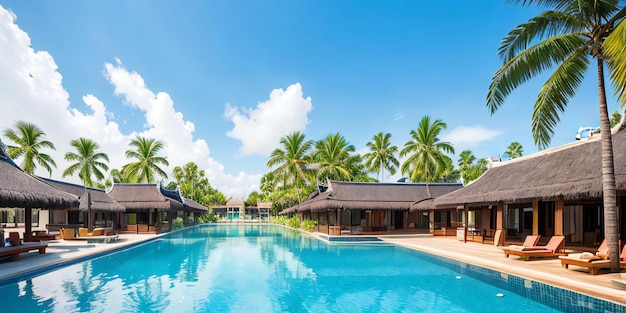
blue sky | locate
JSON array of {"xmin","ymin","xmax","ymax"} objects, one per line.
[{"xmin": 0, "ymin": 1, "xmax": 621, "ymax": 198}]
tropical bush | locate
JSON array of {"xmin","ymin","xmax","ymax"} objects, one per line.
[
  {"xmin": 270, "ymin": 215, "xmax": 288, "ymax": 225},
  {"xmin": 172, "ymin": 217, "xmax": 184, "ymax": 230},
  {"xmin": 287, "ymin": 215, "xmax": 301, "ymax": 229},
  {"xmin": 198, "ymin": 212, "xmax": 218, "ymax": 223},
  {"xmin": 301, "ymin": 219, "xmax": 316, "ymax": 232}
]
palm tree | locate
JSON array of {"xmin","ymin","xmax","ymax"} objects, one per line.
[
  {"xmin": 363, "ymin": 132, "xmax": 399, "ymax": 181},
  {"xmin": 610, "ymin": 110, "xmax": 623, "ymax": 128},
  {"xmin": 122, "ymin": 136, "xmax": 169, "ymax": 183},
  {"xmin": 487, "ymin": 0, "xmax": 626, "ymax": 271},
  {"xmin": 312, "ymin": 133, "xmax": 355, "ymax": 181},
  {"xmin": 267, "ymin": 131, "xmax": 313, "ymax": 202},
  {"xmin": 3, "ymin": 121, "xmax": 56, "ymax": 176},
  {"xmin": 457, "ymin": 150, "xmax": 476, "ymax": 184},
  {"xmin": 504, "ymin": 142, "xmax": 524, "ymax": 160},
  {"xmin": 400, "ymin": 116, "xmax": 454, "ymax": 197},
  {"xmin": 63, "ymin": 137, "xmax": 109, "ymax": 188}
]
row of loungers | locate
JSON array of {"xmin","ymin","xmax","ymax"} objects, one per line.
[
  {"xmin": 60, "ymin": 228, "xmax": 119, "ymax": 243},
  {"xmin": 503, "ymin": 235, "xmax": 626, "ymax": 275}
]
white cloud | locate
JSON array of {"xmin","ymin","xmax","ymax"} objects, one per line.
[
  {"xmin": 441, "ymin": 125, "xmax": 504, "ymax": 152},
  {"xmin": 394, "ymin": 113, "xmax": 405, "ymax": 120},
  {"xmin": 225, "ymin": 83, "xmax": 313, "ymax": 156},
  {"xmin": 0, "ymin": 6, "xmax": 259, "ymax": 198}
]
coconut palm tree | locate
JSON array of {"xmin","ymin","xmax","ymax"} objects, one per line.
[
  {"xmin": 267, "ymin": 131, "xmax": 313, "ymax": 202},
  {"xmin": 487, "ymin": 0, "xmax": 626, "ymax": 271},
  {"xmin": 400, "ymin": 116, "xmax": 454, "ymax": 197},
  {"xmin": 63, "ymin": 137, "xmax": 109, "ymax": 188},
  {"xmin": 610, "ymin": 110, "xmax": 623, "ymax": 128},
  {"xmin": 3, "ymin": 121, "xmax": 56, "ymax": 176},
  {"xmin": 312, "ymin": 132, "xmax": 355, "ymax": 181},
  {"xmin": 363, "ymin": 132, "xmax": 399, "ymax": 181},
  {"xmin": 504, "ymin": 142, "xmax": 524, "ymax": 160},
  {"xmin": 122, "ymin": 136, "xmax": 169, "ymax": 183},
  {"xmin": 457, "ymin": 150, "xmax": 476, "ymax": 184}
]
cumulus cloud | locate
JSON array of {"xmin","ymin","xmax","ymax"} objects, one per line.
[
  {"xmin": 441, "ymin": 125, "xmax": 504, "ymax": 152},
  {"xmin": 0, "ymin": 6, "xmax": 260, "ymax": 198},
  {"xmin": 225, "ymin": 83, "xmax": 313, "ymax": 156}
]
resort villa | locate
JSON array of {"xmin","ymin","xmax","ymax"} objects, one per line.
[{"xmin": 281, "ymin": 180, "xmax": 462, "ymax": 235}]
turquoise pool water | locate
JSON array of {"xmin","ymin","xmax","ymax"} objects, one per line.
[{"xmin": 0, "ymin": 225, "xmax": 609, "ymax": 312}]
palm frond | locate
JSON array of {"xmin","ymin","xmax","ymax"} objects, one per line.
[
  {"xmin": 532, "ymin": 49, "xmax": 589, "ymax": 148},
  {"xmin": 488, "ymin": 33, "xmax": 586, "ymax": 114}
]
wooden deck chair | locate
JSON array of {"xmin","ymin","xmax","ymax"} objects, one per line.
[
  {"xmin": 559, "ymin": 241, "xmax": 626, "ymax": 275},
  {"xmin": 503, "ymin": 235, "xmax": 565, "ymax": 261},
  {"xmin": 8, "ymin": 231, "xmax": 21, "ymax": 246}
]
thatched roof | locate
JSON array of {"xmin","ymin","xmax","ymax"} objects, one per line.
[
  {"xmin": 434, "ymin": 127, "xmax": 626, "ymax": 208},
  {"xmin": 40, "ymin": 178, "xmax": 125, "ymax": 212},
  {"xmin": 410, "ymin": 198, "xmax": 435, "ymax": 211},
  {"xmin": 288, "ymin": 180, "xmax": 462, "ymax": 213},
  {"xmin": 184, "ymin": 198, "xmax": 208, "ymax": 213},
  {"xmin": 0, "ymin": 150, "xmax": 79, "ymax": 210},
  {"xmin": 107, "ymin": 183, "xmax": 184, "ymax": 211}
]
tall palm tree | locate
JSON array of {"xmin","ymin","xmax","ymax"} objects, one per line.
[
  {"xmin": 3, "ymin": 121, "xmax": 56, "ymax": 176},
  {"xmin": 312, "ymin": 132, "xmax": 355, "ymax": 181},
  {"xmin": 63, "ymin": 137, "xmax": 109, "ymax": 188},
  {"xmin": 267, "ymin": 131, "xmax": 313, "ymax": 202},
  {"xmin": 400, "ymin": 116, "xmax": 454, "ymax": 197},
  {"xmin": 504, "ymin": 142, "xmax": 524, "ymax": 160},
  {"xmin": 487, "ymin": 0, "xmax": 626, "ymax": 271},
  {"xmin": 122, "ymin": 136, "xmax": 169, "ymax": 183},
  {"xmin": 363, "ymin": 132, "xmax": 399, "ymax": 181}
]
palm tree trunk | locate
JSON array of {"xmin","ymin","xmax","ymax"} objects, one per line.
[{"xmin": 597, "ymin": 58, "xmax": 619, "ymax": 272}]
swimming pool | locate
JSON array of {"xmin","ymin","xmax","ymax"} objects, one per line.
[{"xmin": 0, "ymin": 225, "xmax": 621, "ymax": 312}]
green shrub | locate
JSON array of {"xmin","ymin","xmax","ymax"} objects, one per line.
[
  {"xmin": 271, "ymin": 215, "xmax": 288, "ymax": 225},
  {"xmin": 287, "ymin": 215, "xmax": 301, "ymax": 228},
  {"xmin": 198, "ymin": 213, "xmax": 218, "ymax": 223},
  {"xmin": 301, "ymin": 219, "xmax": 316, "ymax": 232},
  {"xmin": 172, "ymin": 217, "xmax": 184, "ymax": 230}
]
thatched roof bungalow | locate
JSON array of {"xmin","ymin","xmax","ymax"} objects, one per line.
[
  {"xmin": 285, "ymin": 180, "xmax": 462, "ymax": 235},
  {"xmin": 0, "ymin": 145, "xmax": 79, "ymax": 240},
  {"xmin": 428, "ymin": 126, "xmax": 626, "ymax": 246},
  {"xmin": 434, "ymin": 126, "xmax": 626, "ymax": 209},
  {"xmin": 107, "ymin": 183, "xmax": 184, "ymax": 211}
]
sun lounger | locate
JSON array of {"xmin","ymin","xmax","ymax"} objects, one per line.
[
  {"xmin": 503, "ymin": 235, "xmax": 565, "ymax": 261},
  {"xmin": 0, "ymin": 242, "xmax": 48, "ymax": 261},
  {"xmin": 559, "ymin": 241, "xmax": 626, "ymax": 275},
  {"xmin": 504, "ymin": 235, "xmax": 541, "ymax": 250}
]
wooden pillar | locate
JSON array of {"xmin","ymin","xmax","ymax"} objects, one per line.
[
  {"xmin": 24, "ymin": 207, "xmax": 32, "ymax": 242},
  {"xmin": 532, "ymin": 200, "xmax": 539, "ymax": 235},
  {"xmin": 496, "ymin": 202, "xmax": 505, "ymax": 244},
  {"xmin": 555, "ymin": 197, "xmax": 564, "ymax": 236},
  {"xmin": 463, "ymin": 206, "xmax": 468, "ymax": 243},
  {"xmin": 429, "ymin": 211, "xmax": 434, "ymax": 234}
]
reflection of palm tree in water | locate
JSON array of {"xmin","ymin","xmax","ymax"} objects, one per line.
[
  {"xmin": 122, "ymin": 276, "xmax": 170, "ymax": 313},
  {"xmin": 62, "ymin": 262, "xmax": 109, "ymax": 312}
]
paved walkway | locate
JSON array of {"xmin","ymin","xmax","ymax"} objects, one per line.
[
  {"xmin": 380, "ymin": 236, "xmax": 626, "ymax": 305},
  {"xmin": 0, "ymin": 233, "xmax": 158, "ymax": 281}
]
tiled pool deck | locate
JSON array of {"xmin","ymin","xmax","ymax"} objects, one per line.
[
  {"xmin": 381, "ymin": 236, "xmax": 626, "ymax": 307},
  {"xmin": 1, "ymin": 230, "xmax": 625, "ymax": 309}
]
